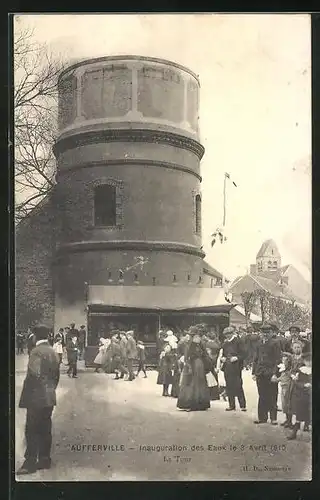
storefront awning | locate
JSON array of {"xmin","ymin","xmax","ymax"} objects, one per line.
[{"xmin": 87, "ymin": 285, "xmax": 233, "ymax": 311}]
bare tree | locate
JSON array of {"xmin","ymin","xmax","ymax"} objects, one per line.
[
  {"xmin": 240, "ymin": 291, "xmax": 258, "ymax": 327},
  {"xmin": 255, "ymin": 289, "xmax": 270, "ymax": 324},
  {"xmin": 14, "ymin": 20, "xmax": 66, "ymax": 221}
]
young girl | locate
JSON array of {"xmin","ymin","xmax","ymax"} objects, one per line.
[
  {"xmin": 53, "ymin": 337, "xmax": 63, "ymax": 364},
  {"xmin": 157, "ymin": 344, "xmax": 174, "ymax": 396},
  {"xmin": 136, "ymin": 340, "xmax": 147, "ymax": 378},
  {"xmin": 93, "ymin": 337, "xmax": 108, "ymax": 373},
  {"xmin": 277, "ymin": 352, "xmax": 293, "ymax": 428},
  {"xmin": 287, "ymin": 352, "xmax": 311, "ymax": 440}
]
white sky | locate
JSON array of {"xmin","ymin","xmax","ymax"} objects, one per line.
[{"xmin": 15, "ymin": 14, "xmax": 311, "ymax": 281}]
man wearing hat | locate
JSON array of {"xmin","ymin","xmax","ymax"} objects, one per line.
[
  {"xmin": 17, "ymin": 325, "xmax": 60, "ymax": 475},
  {"xmin": 218, "ymin": 326, "xmax": 247, "ymax": 411},
  {"xmin": 288, "ymin": 325, "xmax": 300, "ymax": 343},
  {"xmin": 116, "ymin": 331, "xmax": 128, "ymax": 379},
  {"xmin": 252, "ymin": 323, "xmax": 282, "ymax": 425}
]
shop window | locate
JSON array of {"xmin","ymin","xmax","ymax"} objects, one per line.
[{"xmin": 94, "ymin": 184, "xmax": 117, "ymax": 227}]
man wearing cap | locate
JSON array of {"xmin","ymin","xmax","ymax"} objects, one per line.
[
  {"xmin": 125, "ymin": 331, "xmax": 137, "ymax": 381},
  {"xmin": 288, "ymin": 325, "xmax": 300, "ymax": 344},
  {"xmin": 17, "ymin": 325, "xmax": 60, "ymax": 475},
  {"xmin": 252, "ymin": 323, "xmax": 282, "ymax": 425},
  {"xmin": 218, "ymin": 326, "xmax": 247, "ymax": 411},
  {"xmin": 116, "ymin": 331, "xmax": 128, "ymax": 379}
]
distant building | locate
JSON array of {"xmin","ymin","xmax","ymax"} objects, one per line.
[{"xmin": 230, "ymin": 239, "xmax": 311, "ymax": 315}]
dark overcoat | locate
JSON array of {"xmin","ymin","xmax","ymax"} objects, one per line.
[
  {"xmin": 19, "ymin": 341, "xmax": 60, "ymax": 408},
  {"xmin": 289, "ymin": 369, "xmax": 311, "ymax": 422},
  {"xmin": 157, "ymin": 352, "xmax": 175, "ymax": 385},
  {"xmin": 252, "ymin": 338, "xmax": 282, "ymax": 377}
]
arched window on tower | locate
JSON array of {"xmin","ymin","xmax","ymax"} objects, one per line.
[
  {"xmin": 195, "ymin": 194, "xmax": 202, "ymax": 235},
  {"xmin": 94, "ymin": 184, "xmax": 117, "ymax": 227}
]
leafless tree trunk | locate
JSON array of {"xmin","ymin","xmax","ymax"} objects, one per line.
[
  {"xmin": 240, "ymin": 291, "xmax": 257, "ymax": 327},
  {"xmin": 14, "ymin": 18, "xmax": 66, "ymax": 222}
]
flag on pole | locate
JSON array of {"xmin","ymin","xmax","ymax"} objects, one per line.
[{"xmin": 225, "ymin": 172, "xmax": 237, "ymax": 187}]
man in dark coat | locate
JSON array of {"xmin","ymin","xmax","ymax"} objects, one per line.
[
  {"xmin": 125, "ymin": 330, "xmax": 137, "ymax": 381},
  {"xmin": 219, "ymin": 326, "xmax": 247, "ymax": 411},
  {"xmin": 17, "ymin": 325, "xmax": 60, "ymax": 475},
  {"xmin": 69, "ymin": 323, "xmax": 79, "ymax": 340},
  {"xmin": 117, "ymin": 331, "xmax": 128, "ymax": 379},
  {"xmin": 252, "ymin": 323, "xmax": 282, "ymax": 425},
  {"xmin": 16, "ymin": 331, "xmax": 25, "ymax": 354},
  {"xmin": 47, "ymin": 330, "xmax": 55, "ymax": 347},
  {"xmin": 78, "ymin": 325, "xmax": 86, "ymax": 360},
  {"xmin": 66, "ymin": 335, "xmax": 79, "ymax": 378}
]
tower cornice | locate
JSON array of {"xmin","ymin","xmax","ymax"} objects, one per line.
[
  {"xmin": 54, "ymin": 240, "xmax": 206, "ymax": 259},
  {"xmin": 53, "ymin": 128, "xmax": 205, "ymax": 160}
]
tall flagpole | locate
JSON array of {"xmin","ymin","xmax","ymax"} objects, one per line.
[{"xmin": 223, "ymin": 173, "xmax": 227, "ymax": 227}]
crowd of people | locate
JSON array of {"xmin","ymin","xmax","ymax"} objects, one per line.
[
  {"xmin": 154, "ymin": 323, "xmax": 311, "ymax": 442},
  {"xmin": 16, "ymin": 321, "xmax": 311, "ymax": 475}
]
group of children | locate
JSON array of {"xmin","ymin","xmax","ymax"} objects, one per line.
[{"xmin": 93, "ymin": 332, "xmax": 148, "ymax": 380}]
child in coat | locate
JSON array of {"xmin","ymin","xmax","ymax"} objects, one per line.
[
  {"xmin": 136, "ymin": 340, "xmax": 147, "ymax": 378},
  {"xmin": 276, "ymin": 352, "xmax": 293, "ymax": 428},
  {"xmin": 287, "ymin": 352, "xmax": 311, "ymax": 440},
  {"xmin": 157, "ymin": 344, "xmax": 174, "ymax": 396}
]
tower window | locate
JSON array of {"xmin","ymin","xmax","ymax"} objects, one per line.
[
  {"xmin": 94, "ymin": 184, "xmax": 117, "ymax": 226},
  {"xmin": 195, "ymin": 194, "xmax": 202, "ymax": 234}
]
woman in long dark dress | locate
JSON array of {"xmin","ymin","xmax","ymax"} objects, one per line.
[{"xmin": 177, "ymin": 334, "xmax": 211, "ymax": 411}]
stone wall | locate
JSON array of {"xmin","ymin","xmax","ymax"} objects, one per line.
[{"xmin": 15, "ymin": 195, "xmax": 57, "ymax": 330}]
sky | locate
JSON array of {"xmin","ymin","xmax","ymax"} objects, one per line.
[{"xmin": 15, "ymin": 14, "xmax": 311, "ymax": 281}]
